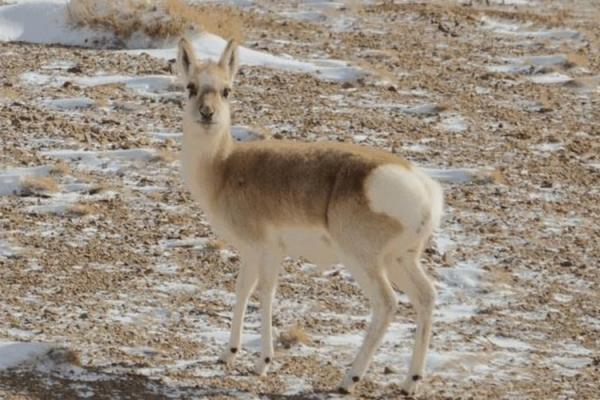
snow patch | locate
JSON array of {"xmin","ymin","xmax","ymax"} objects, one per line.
[
  {"xmin": 528, "ymin": 72, "xmax": 573, "ymax": 84},
  {"xmin": 156, "ymin": 282, "xmax": 200, "ymax": 295},
  {"xmin": 0, "ymin": 165, "xmax": 51, "ymax": 196},
  {"xmin": 434, "ymin": 231, "xmax": 455, "ymax": 254},
  {"xmin": 436, "ymin": 304, "xmax": 477, "ymax": 323},
  {"xmin": 401, "ymin": 103, "xmax": 445, "ymax": 116},
  {"xmin": 200, "ymin": 330, "xmax": 262, "ymax": 352},
  {"xmin": 21, "ymin": 72, "xmax": 177, "ymax": 94},
  {"xmin": 0, "ymin": 342, "xmax": 55, "ymax": 370},
  {"xmin": 280, "ymin": 10, "xmax": 327, "ymax": 23},
  {"xmin": 41, "ymin": 148, "xmax": 156, "ymax": 172},
  {"xmin": 41, "ymin": 59, "xmax": 76, "ymax": 70},
  {"xmin": 352, "ymin": 134, "xmax": 368, "ymax": 143},
  {"xmin": 24, "ymin": 190, "xmax": 117, "ymax": 215},
  {"xmin": 324, "ymin": 333, "xmax": 365, "ymax": 347},
  {"xmin": 2, "ymin": 1, "xmax": 367, "ymax": 82},
  {"xmin": 437, "ymin": 262, "xmax": 483, "ymax": 291},
  {"xmin": 146, "ymin": 131, "xmax": 182, "ymax": 143},
  {"xmin": 127, "ymin": 33, "xmax": 367, "ymax": 83},
  {"xmin": 423, "ymin": 167, "xmax": 493, "ymax": 184},
  {"xmin": 487, "ymin": 54, "xmax": 569, "ymax": 75},
  {"xmin": 586, "ymin": 163, "xmax": 600, "ymax": 171},
  {"xmin": 0, "ymin": 1, "xmax": 112, "ymax": 46},
  {"xmin": 77, "ymin": 75, "xmax": 176, "ymax": 93},
  {"xmin": 531, "ymin": 142, "xmax": 564, "ymax": 153},
  {"xmin": 481, "ymin": 17, "xmax": 580, "ymax": 41},
  {"xmin": 0, "ymin": 341, "xmax": 77, "ymax": 372},
  {"xmin": 42, "ymin": 97, "xmax": 95, "ymax": 110},
  {"xmin": 282, "ymin": 375, "xmax": 313, "ymax": 395},
  {"xmin": 160, "ymin": 238, "xmax": 210, "ymax": 250},
  {"xmin": 437, "ymin": 114, "xmax": 469, "ymax": 133},
  {"xmin": 402, "ymin": 143, "xmax": 429, "ymax": 153},
  {"xmin": 0, "ymin": 240, "xmax": 24, "ymax": 258},
  {"xmin": 488, "ymin": 336, "xmax": 531, "ymax": 351},
  {"xmin": 147, "ymin": 125, "xmax": 264, "ymax": 144},
  {"xmin": 231, "ymin": 126, "xmax": 266, "ymax": 142},
  {"xmin": 354, "ymin": 100, "xmax": 445, "ymax": 116}
]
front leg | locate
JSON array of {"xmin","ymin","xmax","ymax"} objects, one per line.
[
  {"xmin": 254, "ymin": 252, "xmax": 281, "ymax": 376},
  {"xmin": 219, "ymin": 259, "xmax": 258, "ymax": 365}
]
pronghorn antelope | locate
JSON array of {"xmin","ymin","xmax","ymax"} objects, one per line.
[{"xmin": 177, "ymin": 37, "xmax": 443, "ymax": 395}]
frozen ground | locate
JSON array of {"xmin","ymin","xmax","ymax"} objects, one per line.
[{"xmin": 0, "ymin": 0, "xmax": 599, "ymax": 399}]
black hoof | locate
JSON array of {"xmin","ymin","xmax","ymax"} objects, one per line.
[
  {"xmin": 400, "ymin": 389, "xmax": 409, "ymax": 397},
  {"xmin": 412, "ymin": 374, "xmax": 421, "ymax": 381},
  {"xmin": 352, "ymin": 376, "xmax": 360, "ymax": 383},
  {"xmin": 230, "ymin": 347, "xmax": 238, "ymax": 353},
  {"xmin": 264, "ymin": 357, "xmax": 271, "ymax": 364}
]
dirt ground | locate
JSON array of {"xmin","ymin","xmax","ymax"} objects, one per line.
[{"xmin": 0, "ymin": 0, "xmax": 598, "ymax": 399}]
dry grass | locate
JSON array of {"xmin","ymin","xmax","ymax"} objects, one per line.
[
  {"xmin": 144, "ymin": 191, "xmax": 164, "ymax": 202},
  {"xmin": 565, "ymin": 76, "xmax": 600, "ymax": 90},
  {"xmin": 21, "ymin": 176, "xmax": 59, "ymax": 196},
  {"xmin": 47, "ymin": 348, "xmax": 81, "ymax": 367},
  {"xmin": 0, "ymin": 84, "xmax": 20, "ymax": 101},
  {"xmin": 67, "ymin": 203, "xmax": 95, "ymax": 216},
  {"xmin": 151, "ymin": 150, "xmax": 178, "ymax": 163},
  {"xmin": 166, "ymin": 0, "xmax": 243, "ymax": 42},
  {"xmin": 278, "ymin": 324, "xmax": 309, "ymax": 349},
  {"xmin": 87, "ymin": 183, "xmax": 109, "ymax": 195},
  {"xmin": 50, "ymin": 162, "xmax": 71, "ymax": 176},
  {"xmin": 67, "ymin": 0, "xmax": 243, "ymax": 45},
  {"xmin": 488, "ymin": 169, "xmax": 508, "ymax": 185},
  {"xmin": 205, "ymin": 239, "xmax": 226, "ymax": 251},
  {"xmin": 473, "ymin": 168, "xmax": 507, "ymax": 185},
  {"xmin": 565, "ymin": 51, "xmax": 588, "ymax": 69}
]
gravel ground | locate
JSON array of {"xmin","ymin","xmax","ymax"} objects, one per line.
[{"xmin": 0, "ymin": 0, "xmax": 599, "ymax": 399}]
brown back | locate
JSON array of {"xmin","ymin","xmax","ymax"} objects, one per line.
[{"xmin": 211, "ymin": 140, "xmax": 411, "ymax": 240}]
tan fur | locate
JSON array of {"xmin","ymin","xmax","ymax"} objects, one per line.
[{"xmin": 203, "ymin": 140, "xmax": 409, "ymax": 242}]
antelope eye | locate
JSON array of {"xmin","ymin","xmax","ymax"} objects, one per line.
[
  {"xmin": 187, "ymin": 83, "xmax": 197, "ymax": 98},
  {"xmin": 222, "ymin": 87, "xmax": 231, "ymax": 98}
]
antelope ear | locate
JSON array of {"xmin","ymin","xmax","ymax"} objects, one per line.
[
  {"xmin": 218, "ymin": 39, "xmax": 239, "ymax": 83},
  {"xmin": 177, "ymin": 37, "xmax": 197, "ymax": 82}
]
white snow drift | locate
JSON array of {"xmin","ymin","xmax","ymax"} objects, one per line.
[{"xmin": 0, "ymin": 0, "xmax": 366, "ymax": 82}]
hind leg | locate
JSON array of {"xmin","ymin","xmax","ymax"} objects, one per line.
[
  {"xmin": 338, "ymin": 259, "xmax": 397, "ymax": 393},
  {"xmin": 388, "ymin": 250, "xmax": 436, "ymax": 396}
]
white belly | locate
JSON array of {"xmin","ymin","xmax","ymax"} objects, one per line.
[{"xmin": 274, "ymin": 226, "xmax": 339, "ymax": 270}]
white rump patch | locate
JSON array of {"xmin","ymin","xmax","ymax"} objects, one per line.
[{"xmin": 365, "ymin": 165, "xmax": 441, "ymax": 234}]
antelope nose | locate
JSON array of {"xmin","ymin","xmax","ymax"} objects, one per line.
[{"xmin": 200, "ymin": 105, "xmax": 214, "ymax": 121}]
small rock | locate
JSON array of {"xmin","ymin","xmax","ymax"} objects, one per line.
[
  {"xmin": 384, "ymin": 366, "xmax": 397, "ymax": 374},
  {"xmin": 560, "ymin": 260, "xmax": 573, "ymax": 267},
  {"xmin": 442, "ymin": 252, "xmax": 451, "ymax": 266},
  {"xmin": 67, "ymin": 65, "xmax": 82, "ymax": 73}
]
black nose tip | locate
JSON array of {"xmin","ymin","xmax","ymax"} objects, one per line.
[{"xmin": 200, "ymin": 107, "xmax": 214, "ymax": 121}]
